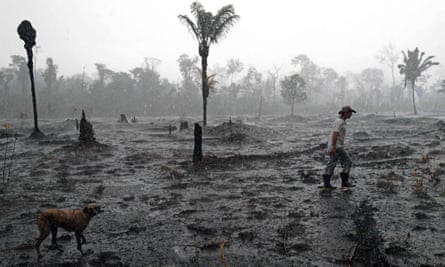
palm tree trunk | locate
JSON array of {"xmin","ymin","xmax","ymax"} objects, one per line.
[
  {"xmin": 203, "ymin": 96, "xmax": 207, "ymax": 127},
  {"xmin": 201, "ymin": 55, "xmax": 208, "ymax": 126},
  {"xmin": 411, "ymin": 82, "xmax": 417, "ymax": 115}
]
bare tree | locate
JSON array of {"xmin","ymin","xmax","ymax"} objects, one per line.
[
  {"xmin": 267, "ymin": 65, "xmax": 280, "ymax": 97},
  {"xmin": 377, "ymin": 44, "xmax": 399, "ymax": 87}
]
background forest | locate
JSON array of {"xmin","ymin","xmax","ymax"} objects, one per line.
[{"xmin": 1, "ymin": 49, "xmax": 445, "ymax": 119}]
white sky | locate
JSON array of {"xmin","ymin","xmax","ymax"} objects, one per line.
[{"xmin": 1, "ymin": 0, "xmax": 444, "ymax": 82}]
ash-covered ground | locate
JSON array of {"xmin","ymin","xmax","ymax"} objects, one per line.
[{"xmin": 0, "ymin": 113, "xmax": 445, "ymax": 266}]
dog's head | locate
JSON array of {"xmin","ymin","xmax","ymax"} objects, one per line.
[{"xmin": 83, "ymin": 203, "xmax": 102, "ymax": 218}]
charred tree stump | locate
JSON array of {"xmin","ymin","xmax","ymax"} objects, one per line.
[
  {"xmin": 193, "ymin": 123, "xmax": 202, "ymax": 162},
  {"xmin": 180, "ymin": 121, "xmax": 189, "ymax": 131},
  {"xmin": 119, "ymin": 114, "xmax": 128, "ymax": 123},
  {"xmin": 79, "ymin": 110, "xmax": 96, "ymax": 145}
]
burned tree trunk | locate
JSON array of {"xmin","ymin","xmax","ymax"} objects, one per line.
[
  {"xmin": 119, "ymin": 114, "xmax": 128, "ymax": 123},
  {"xmin": 17, "ymin": 20, "xmax": 44, "ymax": 138},
  {"xmin": 193, "ymin": 123, "xmax": 202, "ymax": 162},
  {"xmin": 79, "ymin": 110, "xmax": 96, "ymax": 145},
  {"xmin": 180, "ymin": 121, "xmax": 189, "ymax": 131}
]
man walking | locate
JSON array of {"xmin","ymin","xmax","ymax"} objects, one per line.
[{"xmin": 322, "ymin": 105, "xmax": 356, "ymax": 189}]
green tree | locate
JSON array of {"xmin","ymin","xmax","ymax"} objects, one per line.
[
  {"xmin": 398, "ymin": 47, "xmax": 439, "ymax": 115},
  {"xmin": 280, "ymin": 74, "xmax": 307, "ymax": 116},
  {"xmin": 178, "ymin": 1, "xmax": 240, "ymax": 126}
]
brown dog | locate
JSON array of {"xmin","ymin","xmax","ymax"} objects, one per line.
[{"xmin": 35, "ymin": 203, "xmax": 102, "ymax": 259}]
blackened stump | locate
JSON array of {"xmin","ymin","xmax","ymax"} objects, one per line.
[
  {"xmin": 119, "ymin": 114, "xmax": 128, "ymax": 123},
  {"xmin": 79, "ymin": 110, "xmax": 96, "ymax": 145},
  {"xmin": 180, "ymin": 121, "xmax": 189, "ymax": 131},
  {"xmin": 193, "ymin": 123, "xmax": 202, "ymax": 162}
]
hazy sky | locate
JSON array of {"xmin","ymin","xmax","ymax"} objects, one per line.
[{"xmin": 1, "ymin": 0, "xmax": 444, "ymax": 82}]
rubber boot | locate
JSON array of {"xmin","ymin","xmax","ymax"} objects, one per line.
[
  {"xmin": 323, "ymin": 174, "xmax": 336, "ymax": 189},
  {"xmin": 340, "ymin": 172, "xmax": 355, "ymax": 188}
]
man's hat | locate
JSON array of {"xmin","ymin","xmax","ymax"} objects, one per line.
[{"xmin": 339, "ymin": 105, "xmax": 356, "ymax": 114}]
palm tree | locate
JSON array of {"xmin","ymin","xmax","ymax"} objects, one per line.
[
  {"xmin": 178, "ymin": 2, "xmax": 239, "ymax": 126},
  {"xmin": 398, "ymin": 47, "xmax": 439, "ymax": 115},
  {"xmin": 17, "ymin": 20, "xmax": 44, "ymax": 138}
]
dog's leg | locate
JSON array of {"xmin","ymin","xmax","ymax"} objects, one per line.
[
  {"xmin": 35, "ymin": 215, "xmax": 50, "ymax": 259},
  {"xmin": 75, "ymin": 231, "xmax": 83, "ymax": 254},
  {"xmin": 81, "ymin": 233, "xmax": 87, "ymax": 244},
  {"xmin": 49, "ymin": 224, "xmax": 63, "ymax": 252}
]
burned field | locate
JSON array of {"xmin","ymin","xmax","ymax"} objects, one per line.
[{"xmin": 0, "ymin": 113, "xmax": 445, "ymax": 266}]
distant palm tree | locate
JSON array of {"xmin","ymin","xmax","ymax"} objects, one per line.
[
  {"xmin": 398, "ymin": 47, "xmax": 439, "ymax": 115},
  {"xmin": 178, "ymin": 2, "xmax": 240, "ymax": 126}
]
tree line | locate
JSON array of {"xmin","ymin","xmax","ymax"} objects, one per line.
[{"xmin": 1, "ymin": 49, "xmax": 443, "ymax": 120}]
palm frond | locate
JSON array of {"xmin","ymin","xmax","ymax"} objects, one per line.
[
  {"xmin": 418, "ymin": 55, "xmax": 439, "ymax": 73},
  {"xmin": 209, "ymin": 5, "xmax": 239, "ymax": 43},
  {"xmin": 207, "ymin": 73, "xmax": 218, "ymax": 89},
  {"xmin": 212, "ymin": 4, "xmax": 236, "ymax": 28},
  {"xmin": 190, "ymin": 2, "xmax": 204, "ymax": 18},
  {"xmin": 401, "ymin": 50, "xmax": 407, "ymax": 58},
  {"xmin": 419, "ymin": 61, "xmax": 439, "ymax": 73},
  {"xmin": 211, "ymin": 15, "xmax": 240, "ymax": 43},
  {"xmin": 178, "ymin": 15, "xmax": 201, "ymax": 41}
]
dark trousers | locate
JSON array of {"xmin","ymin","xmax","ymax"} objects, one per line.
[{"xmin": 324, "ymin": 147, "xmax": 352, "ymax": 176}]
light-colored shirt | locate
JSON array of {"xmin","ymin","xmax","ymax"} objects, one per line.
[{"xmin": 327, "ymin": 117, "xmax": 347, "ymax": 150}]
